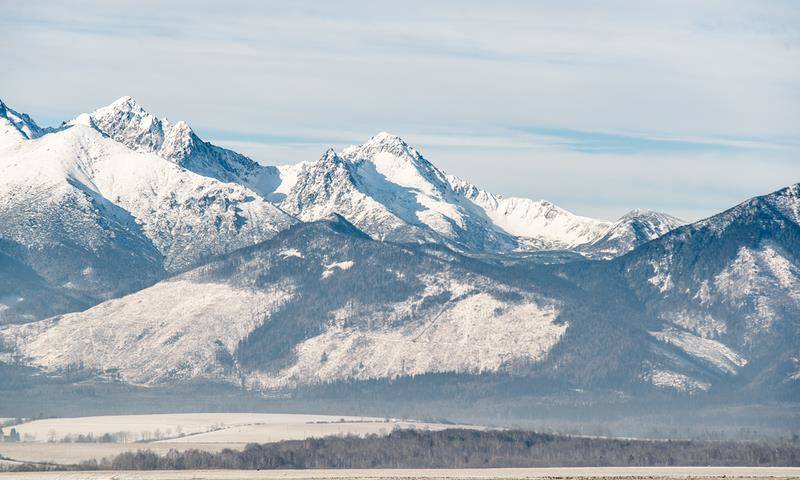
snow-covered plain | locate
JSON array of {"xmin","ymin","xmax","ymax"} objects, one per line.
[
  {"xmin": 157, "ymin": 419, "xmax": 479, "ymax": 444},
  {"xmin": 9, "ymin": 413, "xmax": 461, "ymax": 443}
]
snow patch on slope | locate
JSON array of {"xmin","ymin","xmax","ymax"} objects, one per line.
[
  {"xmin": 713, "ymin": 243, "xmax": 800, "ymax": 342},
  {"xmin": 321, "ymin": 261, "xmax": 354, "ymax": 279},
  {"xmin": 2, "ymin": 279, "xmax": 296, "ymax": 385},
  {"xmin": 648, "ymin": 260, "xmax": 674, "ymax": 293},
  {"xmin": 0, "ymin": 99, "xmax": 44, "ymax": 148},
  {"xmin": 650, "ymin": 329, "xmax": 747, "ymax": 374},
  {"xmin": 279, "ymin": 249, "xmax": 304, "ymax": 259},
  {"xmin": 248, "ymin": 291, "xmax": 564, "ymax": 390},
  {"xmin": 645, "ymin": 369, "xmax": 710, "ymax": 393},
  {"xmin": 447, "ymin": 174, "xmax": 611, "ymax": 249},
  {"xmin": 715, "ymin": 244, "xmax": 800, "ymax": 301},
  {"xmin": 659, "ymin": 310, "xmax": 727, "ymax": 339}
]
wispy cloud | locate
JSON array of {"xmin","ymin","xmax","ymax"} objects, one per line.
[
  {"xmin": 512, "ymin": 127, "xmax": 799, "ymax": 154},
  {"xmin": 2, "ymin": 0, "xmax": 798, "ymax": 220}
]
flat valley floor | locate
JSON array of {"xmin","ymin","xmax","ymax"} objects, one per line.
[{"xmin": 1, "ymin": 467, "xmax": 799, "ymax": 479}]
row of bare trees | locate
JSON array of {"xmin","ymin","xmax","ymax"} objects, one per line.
[{"xmin": 85, "ymin": 428, "xmax": 800, "ymax": 470}]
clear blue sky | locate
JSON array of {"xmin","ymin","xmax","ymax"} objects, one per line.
[{"xmin": 2, "ymin": 0, "xmax": 798, "ymax": 220}]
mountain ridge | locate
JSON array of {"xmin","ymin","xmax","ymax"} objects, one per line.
[
  {"xmin": 2, "ymin": 182, "xmax": 797, "ymax": 399},
  {"xmin": 75, "ymin": 97, "xmax": 683, "ymax": 256}
]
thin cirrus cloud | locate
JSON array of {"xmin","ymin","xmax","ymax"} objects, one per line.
[{"xmin": 1, "ymin": 0, "xmax": 798, "ymax": 221}]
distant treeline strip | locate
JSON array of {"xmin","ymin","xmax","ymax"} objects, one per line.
[{"xmin": 64, "ymin": 429, "xmax": 800, "ymax": 470}]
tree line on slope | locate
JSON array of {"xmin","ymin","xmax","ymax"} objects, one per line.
[{"xmin": 65, "ymin": 428, "xmax": 800, "ymax": 470}]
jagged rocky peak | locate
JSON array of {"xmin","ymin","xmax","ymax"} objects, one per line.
[
  {"xmin": 341, "ymin": 132, "xmax": 427, "ymax": 170},
  {"xmin": 81, "ymin": 97, "xmax": 279, "ymax": 195},
  {"xmin": 344, "ymin": 131, "xmax": 418, "ymax": 158},
  {"xmin": 341, "ymin": 132, "xmax": 452, "ymax": 194},
  {"xmin": 765, "ymin": 182, "xmax": 800, "ymax": 223},
  {"xmin": 85, "ymin": 96, "xmax": 204, "ymax": 163},
  {"xmin": 0, "ymin": 98, "xmax": 44, "ymax": 143},
  {"xmin": 614, "ymin": 209, "xmax": 685, "ymax": 234},
  {"xmin": 321, "ymin": 147, "xmax": 344, "ymax": 164},
  {"xmin": 159, "ymin": 120, "xmax": 198, "ymax": 163},
  {"xmin": 619, "ymin": 207, "xmax": 654, "ymax": 219},
  {"xmin": 577, "ymin": 208, "xmax": 684, "ymax": 259},
  {"xmin": 87, "ymin": 95, "xmax": 171, "ymax": 153},
  {"xmin": 300, "ymin": 148, "xmax": 352, "ymax": 180}
]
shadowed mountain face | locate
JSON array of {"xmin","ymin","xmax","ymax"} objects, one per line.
[
  {"xmin": 0, "ymin": 248, "xmax": 94, "ymax": 324},
  {"xmin": 578, "ymin": 209, "xmax": 685, "ymax": 259},
  {"xmin": 2, "ymin": 216, "xmax": 571, "ymax": 389},
  {"xmin": 615, "ymin": 184, "xmax": 800, "ymax": 390},
  {"xmin": 3, "ymin": 184, "xmax": 799, "ymax": 401}
]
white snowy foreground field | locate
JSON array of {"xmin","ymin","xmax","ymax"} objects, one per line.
[
  {"xmin": 0, "ymin": 467, "xmax": 799, "ymax": 479},
  {"xmin": 0, "ymin": 413, "xmax": 480, "ymax": 464}
]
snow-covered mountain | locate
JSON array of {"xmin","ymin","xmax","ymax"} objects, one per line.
[
  {"xmin": 0, "ymin": 100, "xmax": 296, "ymax": 323},
  {"xmin": 549, "ymin": 183, "xmax": 800, "ymax": 393},
  {"xmin": 3, "ymin": 95, "xmax": 798, "ymax": 404},
  {"xmin": 0, "ymin": 95, "xmax": 688, "ymax": 328},
  {"xmin": 617, "ymin": 184, "xmax": 800, "ymax": 390},
  {"xmin": 4, "ymin": 184, "xmax": 798, "ymax": 398},
  {"xmin": 82, "ymin": 96, "xmax": 283, "ymax": 197},
  {"xmin": 0, "ymin": 99, "xmax": 44, "ymax": 148},
  {"xmin": 578, "ymin": 209, "xmax": 685, "ymax": 259},
  {"xmin": 278, "ymin": 135, "xmax": 518, "ymax": 251},
  {"xmin": 0, "ymin": 120, "xmax": 165, "ymax": 319},
  {"xmin": 65, "ymin": 98, "xmax": 681, "ymax": 258},
  {"xmin": 447, "ymin": 175, "xmax": 613, "ymax": 250},
  {"xmin": 1, "ymin": 216, "xmax": 566, "ymax": 388},
  {"xmin": 278, "ymin": 131, "xmax": 678, "ymax": 254}
]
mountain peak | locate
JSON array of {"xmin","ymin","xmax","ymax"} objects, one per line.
[
  {"xmin": 617, "ymin": 209, "xmax": 684, "ymax": 226},
  {"xmin": 83, "ymin": 96, "xmax": 168, "ymax": 154},
  {"xmin": 343, "ymin": 132, "xmax": 420, "ymax": 160},
  {"xmin": 621, "ymin": 208, "xmax": 653, "ymax": 218},
  {"xmin": 103, "ymin": 96, "xmax": 149, "ymax": 116},
  {"xmin": 580, "ymin": 208, "xmax": 686, "ymax": 258},
  {"xmin": 339, "ymin": 132, "xmax": 453, "ymax": 196},
  {"xmin": 0, "ymin": 99, "xmax": 44, "ymax": 143},
  {"xmin": 756, "ymin": 182, "xmax": 800, "ymax": 224},
  {"xmin": 112, "ymin": 95, "xmax": 135, "ymax": 105},
  {"xmin": 322, "ymin": 147, "xmax": 340, "ymax": 159},
  {"xmin": 367, "ymin": 131, "xmax": 407, "ymax": 145},
  {"xmin": 284, "ymin": 212, "xmax": 371, "ymax": 241}
]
